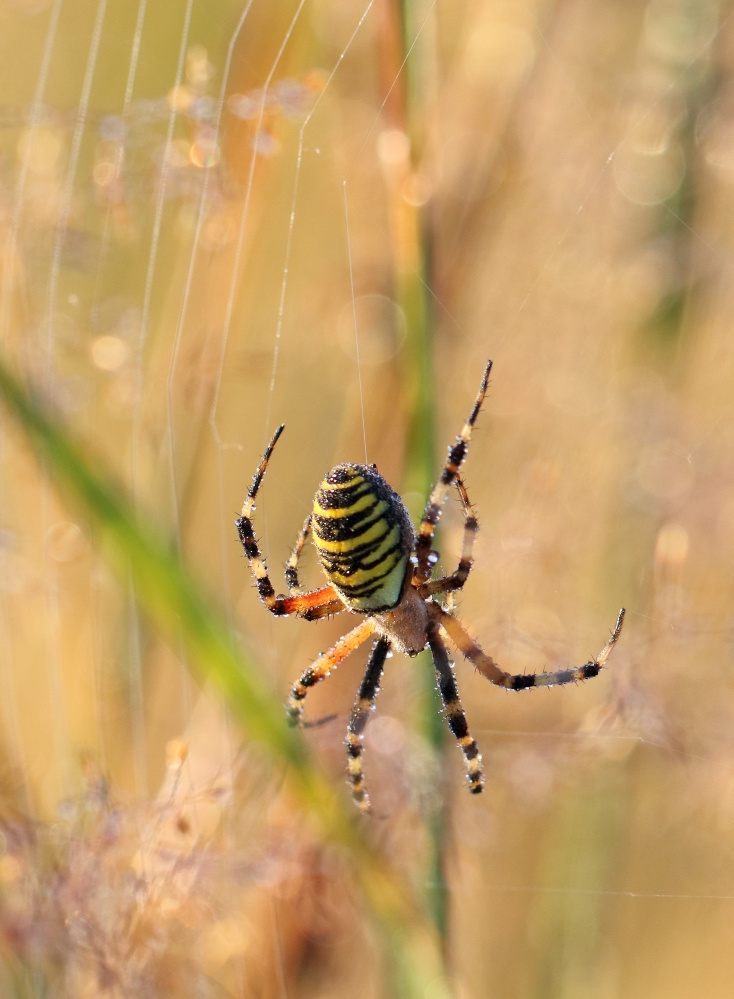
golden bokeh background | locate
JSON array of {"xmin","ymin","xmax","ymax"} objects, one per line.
[{"xmin": 1, "ymin": 0, "xmax": 733, "ymax": 996}]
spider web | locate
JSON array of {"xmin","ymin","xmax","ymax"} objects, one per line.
[{"xmin": 1, "ymin": 0, "xmax": 734, "ymax": 996}]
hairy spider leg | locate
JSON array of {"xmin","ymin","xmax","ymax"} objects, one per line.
[
  {"xmin": 414, "ymin": 359, "xmax": 492, "ymax": 583},
  {"xmin": 345, "ymin": 638, "xmax": 390, "ymax": 812},
  {"xmin": 432, "ymin": 604, "xmax": 626, "ymax": 689},
  {"xmin": 427, "ymin": 622, "xmax": 484, "ymax": 793},
  {"xmin": 237, "ymin": 426, "xmax": 344, "ymax": 620},
  {"xmin": 284, "ymin": 514, "xmax": 312, "ymax": 593},
  {"xmin": 282, "ymin": 512, "xmax": 345, "ymax": 619},
  {"xmin": 417, "ymin": 474, "xmax": 479, "ymax": 598},
  {"xmin": 287, "ymin": 618, "xmax": 375, "ymax": 726}
]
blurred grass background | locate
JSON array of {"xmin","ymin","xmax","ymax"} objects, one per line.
[{"xmin": 1, "ymin": 0, "xmax": 734, "ymax": 996}]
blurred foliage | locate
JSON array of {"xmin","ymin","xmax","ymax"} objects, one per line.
[{"xmin": 1, "ymin": 0, "xmax": 734, "ymax": 996}]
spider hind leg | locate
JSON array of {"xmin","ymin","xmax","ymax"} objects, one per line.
[
  {"xmin": 432, "ymin": 604, "xmax": 626, "ymax": 691},
  {"xmin": 427, "ymin": 622, "xmax": 483, "ymax": 794},
  {"xmin": 345, "ymin": 638, "xmax": 390, "ymax": 813}
]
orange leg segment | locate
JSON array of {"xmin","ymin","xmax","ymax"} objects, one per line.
[{"xmin": 287, "ymin": 618, "xmax": 376, "ymax": 725}]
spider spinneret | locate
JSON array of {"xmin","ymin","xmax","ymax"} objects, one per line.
[{"xmin": 236, "ymin": 360, "xmax": 625, "ymax": 813}]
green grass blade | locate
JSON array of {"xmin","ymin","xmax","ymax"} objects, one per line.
[{"xmin": 0, "ymin": 355, "xmax": 453, "ymax": 999}]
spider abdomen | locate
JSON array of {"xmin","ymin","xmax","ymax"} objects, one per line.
[{"xmin": 312, "ymin": 463, "xmax": 414, "ymax": 613}]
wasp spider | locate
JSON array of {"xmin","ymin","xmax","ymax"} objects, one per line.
[{"xmin": 236, "ymin": 361, "xmax": 625, "ymax": 812}]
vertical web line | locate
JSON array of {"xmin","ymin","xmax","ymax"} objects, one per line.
[
  {"xmin": 338, "ymin": 0, "xmax": 439, "ymax": 470},
  {"xmin": 131, "ymin": 0, "xmax": 195, "ymax": 503},
  {"xmin": 0, "ymin": 0, "xmax": 65, "ymax": 815},
  {"xmin": 207, "ymin": 0, "xmax": 309, "ymax": 618},
  {"xmin": 44, "ymin": 0, "xmax": 109, "ymax": 378},
  {"xmin": 167, "ymin": 0, "xmax": 256, "ymax": 519},
  {"xmin": 122, "ymin": 0, "xmax": 194, "ymax": 799},
  {"xmin": 163, "ymin": 1, "xmax": 256, "ymax": 729},
  {"xmin": 343, "ymin": 183, "xmax": 369, "ymax": 462},
  {"xmin": 83, "ymin": 0, "xmax": 149, "ymax": 786},
  {"xmin": 261, "ymin": 0, "xmax": 377, "ymax": 441},
  {"xmin": 167, "ymin": 0, "xmax": 256, "ymax": 612},
  {"xmin": 89, "ymin": 0, "xmax": 149, "ymax": 333},
  {"xmin": 42, "ymin": 0, "xmax": 109, "ymax": 801},
  {"xmin": 0, "ymin": 0, "xmax": 64, "ymax": 347}
]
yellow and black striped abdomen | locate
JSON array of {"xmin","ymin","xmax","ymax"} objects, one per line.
[{"xmin": 312, "ymin": 463, "xmax": 414, "ymax": 613}]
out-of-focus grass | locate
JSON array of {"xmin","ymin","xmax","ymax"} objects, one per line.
[
  {"xmin": 2, "ymin": 0, "xmax": 734, "ymax": 997},
  {"xmin": 0, "ymin": 355, "xmax": 452, "ymax": 998}
]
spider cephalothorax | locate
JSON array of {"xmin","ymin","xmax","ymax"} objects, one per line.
[{"xmin": 236, "ymin": 360, "xmax": 625, "ymax": 812}]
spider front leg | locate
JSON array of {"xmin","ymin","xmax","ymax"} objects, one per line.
[
  {"xmin": 417, "ymin": 474, "xmax": 479, "ymax": 598},
  {"xmin": 237, "ymin": 426, "xmax": 343, "ymax": 620},
  {"xmin": 284, "ymin": 514, "xmax": 311, "ymax": 594},
  {"xmin": 345, "ymin": 638, "xmax": 390, "ymax": 812},
  {"xmin": 432, "ymin": 604, "xmax": 625, "ymax": 689},
  {"xmin": 287, "ymin": 619, "xmax": 375, "ymax": 726},
  {"xmin": 414, "ymin": 360, "xmax": 492, "ymax": 583},
  {"xmin": 281, "ymin": 514, "xmax": 345, "ymax": 620},
  {"xmin": 426, "ymin": 622, "xmax": 483, "ymax": 793}
]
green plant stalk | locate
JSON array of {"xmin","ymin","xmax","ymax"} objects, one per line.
[
  {"xmin": 377, "ymin": 0, "xmax": 452, "ymax": 959},
  {"xmin": 400, "ymin": 238, "xmax": 454, "ymax": 951},
  {"xmin": 0, "ymin": 355, "xmax": 453, "ymax": 999}
]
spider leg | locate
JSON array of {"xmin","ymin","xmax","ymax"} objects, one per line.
[
  {"xmin": 414, "ymin": 360, "xmax": 492, "ymax": 583},
  {"xmin": 290, "ymin": 594, "xmax": 348, "ymax": 620},
  {"xmin": 417, "ymin": 473, "xmax": 478, "ymax": 597},
  {"xmin": 345, "ymin": 638, "xmax": 390, "ymax": 813},
  {"xmin": 426, "ymin": 622, "xmax": 483, "ymax": 794},
  {"xmin": 281, "ymin": 513, "xmax": 345, "ymax": 619},
  {"xmin": 237, "ymin": 427, "xmax": 344, "ymax": 620},
  {"xmin": 287, "ymin": 618, "xmax": 375, "ymax": 726},
  {"xmin": 284, "ymin": 514, "xmax": 312, "ymax": 593},
  {"xmin": 431, "ymin": 604, "xmax": 625, "ymax": 689}
]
